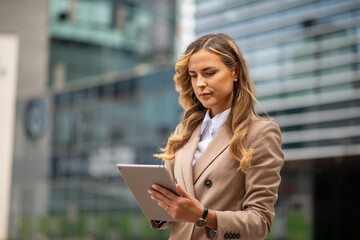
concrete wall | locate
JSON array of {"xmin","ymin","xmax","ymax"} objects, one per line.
[
  {"xmin": 0, "ymin": 1, "xmax": 49, "ymax": 239},
  {"xmin": 0, "ymin": 0, "xmax": 48, "ymax": 99},
  {"xmin": 0, "ymin": 33, "xmax": 19, "ymax": 240}
]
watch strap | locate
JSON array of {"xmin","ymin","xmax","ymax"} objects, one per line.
[{"xmin": 202, "ymin": 206, "xmax": 208, "ymax": 220}]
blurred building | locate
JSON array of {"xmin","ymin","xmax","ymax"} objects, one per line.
[
  {"xmin": 195, "ymin": 0, "xmax": 360, "ymax": 239},
  {"xmin": 3, "ymin": 0, "xmax": 180, "ymax": 239},
  {"xmin": 0, "ymin": 1, "xmax": 49, "ymax": 240},
  {"xmin": 2, "ymin": 0, "xmax": 360, "ymax": 239}
]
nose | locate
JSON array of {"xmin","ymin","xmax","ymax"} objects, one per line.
[{"xmin": 196, "ymin": 75, "xmax": 206, "ymax": 88}]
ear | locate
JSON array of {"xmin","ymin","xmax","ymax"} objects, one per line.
[
  {"xmin": 232, "ymin": 64, "xmax": 240, "ymax": 79},
  {"xmin": 232, "ymin": 70, "xmax": 237, "ymax": 81}
]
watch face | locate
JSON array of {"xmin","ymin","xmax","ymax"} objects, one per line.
[{"xmin": 196, "ymin": 219, "xmax": 206, "ymax": 227}]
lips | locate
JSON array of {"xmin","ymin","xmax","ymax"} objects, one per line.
[
  {"xmin": 198, "ymin": 92, "xmax": 212, "ymax": 100},
  {"xmin": 199, "ymin": 92, "xmax": 211, "ymax": 97}
]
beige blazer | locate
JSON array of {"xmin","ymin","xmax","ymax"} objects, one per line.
[{"xmin": 152, "ymin": 115, "xmax": 284, "ymax": 240}]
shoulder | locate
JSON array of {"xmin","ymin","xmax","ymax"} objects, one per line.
[
  {"xmin": 245, "ymin": 114, "xmax": 282, "ymax": 147},
  {"xmin": 248, "ymin": 115, "xmax": 281, "ymax": 134}
]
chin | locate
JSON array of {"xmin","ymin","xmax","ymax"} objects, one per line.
[
  {"xmin": 200, "ymin": 103, "xmax": 211, "ymax": 109},
  {"xmin": 199, "ymin": 100, "xmax": 211, "ymax": 108}
]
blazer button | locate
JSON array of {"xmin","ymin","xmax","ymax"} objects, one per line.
[{"xmin": 204, "ymin": 179, "xmax": 212, "ymax": 188}]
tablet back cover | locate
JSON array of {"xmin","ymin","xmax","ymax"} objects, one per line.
[{"xmin": 117, "ymin": 164, "xmax": 182, "ymax": 222}]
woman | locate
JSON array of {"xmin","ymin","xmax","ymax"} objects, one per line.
[{"xmin": 148, "ymin": 33, "xmax": 284, "ymax": 240}]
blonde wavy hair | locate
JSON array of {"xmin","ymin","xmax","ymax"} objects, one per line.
[{"xmin": 154, "ymin": 33, "xmax": 264, "ymax": 173}]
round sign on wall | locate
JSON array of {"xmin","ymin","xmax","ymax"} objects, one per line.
[{"xmin": 25, "ymin": 99, "xmax": 48, "ymax": 140}]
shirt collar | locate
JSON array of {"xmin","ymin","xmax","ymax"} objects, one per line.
[{"xmin": 200, "ymin": 108, "xmax": 231, "ymax": 136}]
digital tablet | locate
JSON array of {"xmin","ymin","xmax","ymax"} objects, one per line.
[{"xmin": 117, "ymin": 164, "xmax": 182, "ymax": 222}]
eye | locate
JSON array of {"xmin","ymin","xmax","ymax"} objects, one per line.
[
  {"xmin": 204, "ymin": 72, "xmax": 215, "ymax": 77},
  {"xmin": 190, "ymin": 74, "xmax": 197, "ymax": 79}
]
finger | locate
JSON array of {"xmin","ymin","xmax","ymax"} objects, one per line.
[
  {"xmin": 149, "ymin": 192, "xmax": 171, "ymax": 213},
  {"xmin": 152, "ymin": 184, "xmax": 177, "ymax": 200},
  {"xmin": 175, "ymin": 184, "xmax": 190, "ymax": 198},
  {"xmin": 154, "ymin": 197, "xmax": 169, "ymax": 212},
  {"xmin": 148, "ymin": 189, "xmax": 172, "ymax": 206}
]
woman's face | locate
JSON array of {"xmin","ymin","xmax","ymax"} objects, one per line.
[{"xmin": 189, "ymin": 49, "xmax": 236, "ymax": 118}]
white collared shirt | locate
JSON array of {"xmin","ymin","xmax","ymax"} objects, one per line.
[{"xmin": 192, "ymin": 108, "xmax": 231, "ymax": 166}]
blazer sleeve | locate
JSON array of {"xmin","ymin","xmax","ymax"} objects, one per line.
[{"xmin": 211, "ymin": 120, "xmax": 284, "ymax": 240}]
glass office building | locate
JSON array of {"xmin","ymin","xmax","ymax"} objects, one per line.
[
  {"xmin": 47, "ymin": 68, "xmax": 181, "ymax": 240},
  {"xmin": 48, "ymin": 0, "xmax": 176, "ymax": 85},
  {"xmin": 9, "ymin": 0, "xmax": 179, "ymax": 239},
  {"xmin": 195, "ymin": 0, "xmax": 360, "ymax": 239}
]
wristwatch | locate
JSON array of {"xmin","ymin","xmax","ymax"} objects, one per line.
[{"xmin": 195, "ymin": 206, "xmax": 208, "ymax": 227}]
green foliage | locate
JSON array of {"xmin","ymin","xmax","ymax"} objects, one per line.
[
  {"xmin": 38, "ymin": 215, "xmax": 48, "ymax": 235},
  {"xmin": 19, "ymin": 215, "xmax": 31, "ymax": 238},
  {"xmin": 95, "ymin": 213, "xmax": 109, "ymax": 238},
  {"xmin": 119, "ymin": 212, "xmax": 132, "ymax": 238},
  {"xmin": 58, "ymin": 214, "xmax": 69, "ymax": 235},
  {"xmin": 141, "ymin": 216, "xmax": 156, "ymax": 238},
  {"xmin": 266, "ymin": 210, "xmax": 310, "ymax": 240},
  {"xmin": 76, "ymin": 214, "xmax": 86, "ymax": 236},
  {"xmin": 287, "ymin": 212, "xmax": 310, "ymax": 240},
  {"xmin": 12, "ymin": 211, "xmax": 172, "ymax": 240}
]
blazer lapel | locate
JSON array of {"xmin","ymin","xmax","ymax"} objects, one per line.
[
  {"xmin": 176, "ymin": 123, "xmax": 201, "ymax": 197},
  {"xmin": 193, "ymin": 125, "xmax": 233, "ymax": 184}
]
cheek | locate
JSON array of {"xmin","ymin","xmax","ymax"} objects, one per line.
[
  {"xmin": 191, "ymin": 80, "xmax": 197, "ymax": 93},
  {"xmin": 221, "ymin": 80, "xmax": 235, "ymax": 95}
]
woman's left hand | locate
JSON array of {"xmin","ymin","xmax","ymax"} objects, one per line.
[{"xmin": 148, "ymin": 184, "xmax": 203, "ymax": 223}]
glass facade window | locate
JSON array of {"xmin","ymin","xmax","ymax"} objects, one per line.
[
  {"xmin": 9, "ymin": 0, "xmax": 177, "ymax": 239},
  {"xmin": 45, "ymin": 69, "xmax": 181, "ymax": 239},
  {"xmin": 49, "ymin": 0, "xmax": 175, "ymax": 85},
  {"xmin": 195, "ymin": 0, "xmax": 360, "ymax": 239}
]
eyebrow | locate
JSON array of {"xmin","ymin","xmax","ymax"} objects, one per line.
[{"xmin": 189, "ymin": 67, "xmax": 217, "ymax": 73}]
